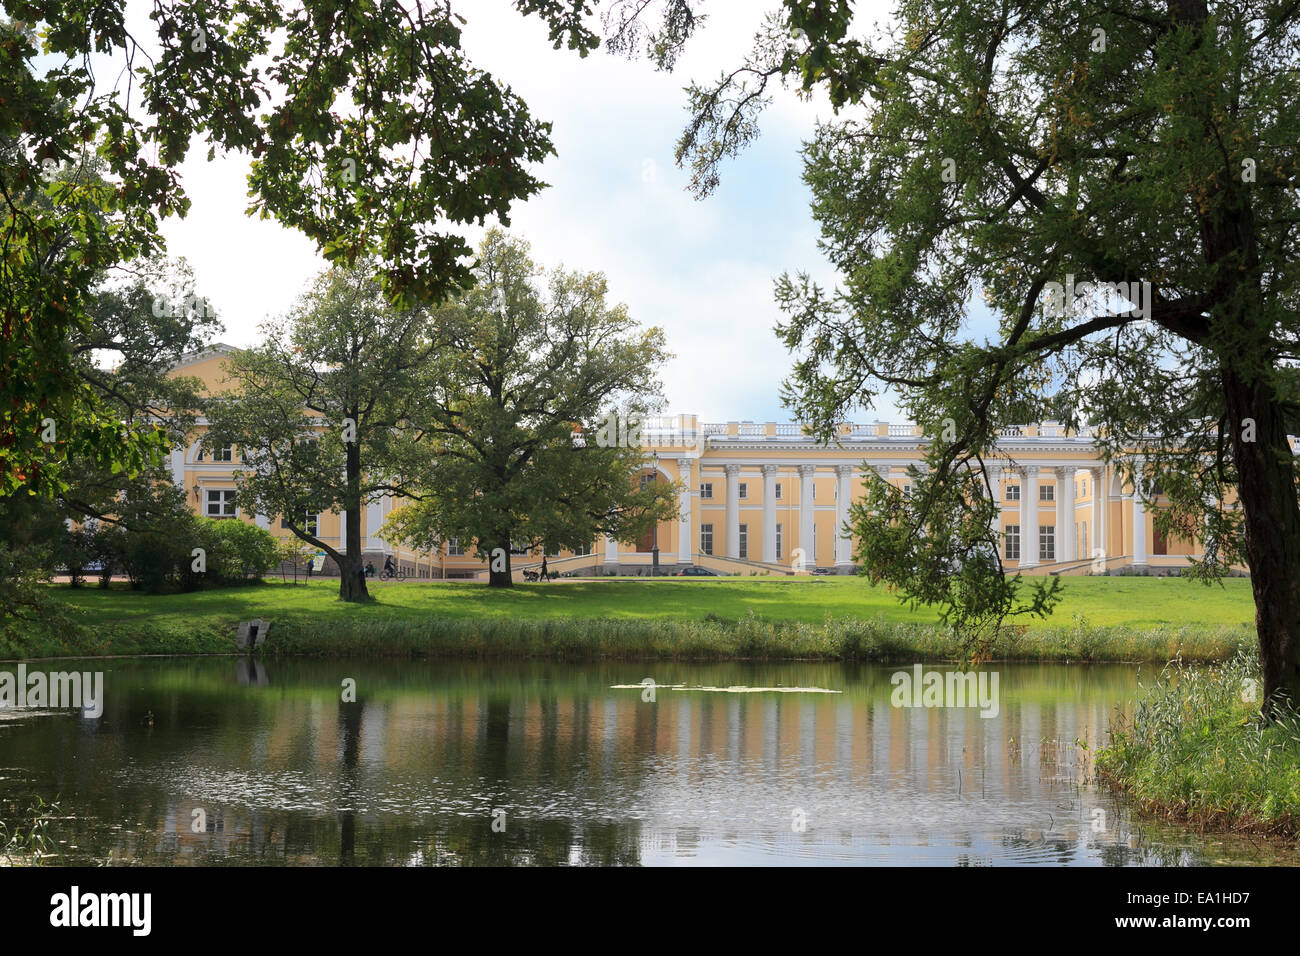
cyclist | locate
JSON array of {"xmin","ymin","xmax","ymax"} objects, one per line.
[{"xmin": 383, "ymin": 555, "xmax": 396, "ymax": 577}]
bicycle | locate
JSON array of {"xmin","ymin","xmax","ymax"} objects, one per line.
[{"xmin": 379, "ymin": 566, "xmax": 409, "ymax": 581}]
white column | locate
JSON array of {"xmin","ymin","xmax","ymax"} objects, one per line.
[
  {"xmin": 761, "ymin": 464, "xmax": 778, "ymax": 563},
  {"xmin": 1020, "ymin": 466, "xmax": 1039, "ymax": 569},
  {"xmin": 678, "ymin": 457, "xmax": 694, "ymax": 564},
  {"xmin": 365, "ymin": 499, "xmax": 384, "ymax": 550},
  {"xmin": 798, "ymin": 464, "xmax": 816, "ymax": 565},
  {"xmin": 1091, "ymin": 467, "xmax": 1105, "ymax": 564},
  {"xmin": 1132, "ymin": 478, "xmax": 1147, "ymax": 567},
  {"xmin": 339, "ymin": 510, "xmax": 347, "ymax": 553},
  {"xmin": 385, "ymin": 495, "xmax": 395, "ymax": 555},
  {"xmin": 834, "ymin": 464, "xmax": 853, "ymax": 568},
  {"xmin": 988, "ymin": 465, "xmax": 1002, "ymax": 534},
  {"xmin": 725, "ymin": 464, "xmax": 741, "ymax": 559},
  {"xmin": 170, "ymin": 447, "xmax": 185, "ymax": 488},
  {"xmin": 604, "ymin": 534, "xmax": 619, "ymax": 569},
  {"xmin": 255, "ymin": 513, "xmax": 270, "ymax": 530},
  {"xmin": 1059, "ymin": 466, "xmax": 1076, "ymax": 562}
]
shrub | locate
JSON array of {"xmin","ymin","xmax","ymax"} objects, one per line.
[
  {"xmin": 122, "ymin": 516, "xmax": 194, "ymax": 592},
  {"xmin": 196, "ymin": 518, "xmax": 280, "ymax": 585},
  {"xmin": 88, "ymin": 524, "xmax": 125, "ymax": 587},
  {"xmin": 53, "ymin": 527, "xmax": 93, "ymax": 587}
]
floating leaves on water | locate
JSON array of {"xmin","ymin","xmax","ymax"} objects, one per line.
[{"xmin": 609, "ymin": 684, "xmax": 841, "ymax": 694}]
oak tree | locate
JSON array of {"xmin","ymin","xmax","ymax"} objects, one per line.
[{"xmin": 385, "ymin": 230, "xmax": 677, "ymax": 587}]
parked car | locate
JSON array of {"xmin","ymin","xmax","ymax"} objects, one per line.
[
  {"xmin": 675, "ymin": 566, "xmax": 718, "ymax": 576},
  {"xmin": 811, "ymin": 567, "xmax": 832, "ymax": 575}
]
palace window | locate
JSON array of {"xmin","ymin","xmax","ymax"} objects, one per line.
[
  {"xmin": 738, "ymin": 483, "xmax": 748, "ymax": 499},
  {"xmin": 1006, "ymin": 483, "xmax": 1020, "ymax": 501},
  {"xmin": 1040, "ymin": 483, "xmax": 1055, "ymax": 502},
  {"xmin": 700, "ymin": 482, "xmax": 713, "ymax": 500},
  {"xmin": 304, "ymin": 513, "xmax": 318, "ymax": 536},
  {"xmin": 1040, "ymin": 526, "xmax": 1055, "ymax": 561},
  {"xmin": 776, "ymin": 523, "xmax": 783, "ymax": 560},
  {"xmin": 206, "ymin": 489, "xmax": 237, "ymax": 518},
  {"xmin": 199, "ymin": 445, "xmax": 235, "ymax": 462},
  {"xmin": 1004, "ymin": 525, "xmax": 1020, "ymax": 561},
  {"xmin": 281, "ymin": 512, "xmax": 318, "ymax": 536},
  {"xmin": 738, "ymin": 523, "xmax": 748, "ymax": 559},
  {"xmin": 447, "ymin": 538, "xmax": 465, "ymax": 556},
  {"xmin": 775, "ymin": 483, "xmax": 783, "ymax": 500},
  {"xmin": 700, "ymin": 524, "xmax": 714, "ymax": 556}
]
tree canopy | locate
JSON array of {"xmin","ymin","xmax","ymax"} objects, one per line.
[
  {"xmin": 635, "ymin": 0, "xmax": 1300, "ymax": 713},
  {"xmin": 0, "ymin": 0, "xmax": 622, "ymax": 500},
  {"xmin": 384, "ymin": 230, "xmax": 677, "ymax": 587},
  {"xmin": 204, "ymin": 259, "xmax": 439, "ymax": 601}
]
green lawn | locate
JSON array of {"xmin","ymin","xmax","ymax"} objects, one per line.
[
  {"xmin": 13, "ymin": 574, "xmax": 1257, "ymax": 663},
  {"xmin": 50, "ymin": 574, "xmax": 1257, "ymax": 630}
]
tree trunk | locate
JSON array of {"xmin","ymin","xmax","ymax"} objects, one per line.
[
  {"xmin": 338, "ymin": 545, "xmax": 368, "ymax": 601},
  {"xmin": 339, "ymin": 435, "xmax": 370, "ymax": 602},
  {"xmin": 1169, "ymin": 0, "xmax": 1299, "ymax": 717},
  {"xmin": 486, "ymin": 531, "xmax": 513, "ymax": 588},
  {"xmin": 1224, "ymin": 368, "xmax": 1300, "ymax": 719}
]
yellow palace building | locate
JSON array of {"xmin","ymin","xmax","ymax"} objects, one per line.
[{"xmin": 169, "ymin": 344, "xmax": 1209, "ymax": 580}]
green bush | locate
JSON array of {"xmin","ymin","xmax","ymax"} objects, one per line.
[
  {"xmin": 53, "ymin": 527, "xmax": 93, "ymax": 587},
  {"xmin": 117, "ymin": 515, "xmax": 279, "ymax": 593},
  {"xmin": 122, "ymin": 517, "xmax": 193, "ymax": 592},
  {"xmin": 88, "ymin": 524, "xmax": 125, "ymax": 587},
  {"xmin": 196, "ymin": 518, "xmax": 280, "ymax": 585}
]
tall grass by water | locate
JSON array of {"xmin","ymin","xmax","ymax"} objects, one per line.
[
  {"xmin": 1097, "ymin": 650, "xmax": 1300, "ymax": 837},
  {"xmin": 13, "ymin": 599, "xmax": 1254, "ymax": 663}
]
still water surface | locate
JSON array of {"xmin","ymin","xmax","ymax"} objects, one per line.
[{"xmin": 0, "ymin": 658, "xmax": 1293, "ymax": 866}]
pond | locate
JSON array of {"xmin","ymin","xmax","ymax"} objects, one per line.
[{"xmin": 0, "ymin": 658, "xmax": 1292, "ymax": 866}]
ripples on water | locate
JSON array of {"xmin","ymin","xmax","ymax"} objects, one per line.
[{"xmin": 0, "ymin": 659, "xmax": 1292, "ymax": 866}]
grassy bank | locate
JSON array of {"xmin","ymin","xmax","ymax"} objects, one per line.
[
  {"xmin": 13, "ymin": 576, "xmax": 1258, "ymax": 662},
  {"xmin": 1096, "ymin": 651, "xmax": 1300, "ymax": 838}
]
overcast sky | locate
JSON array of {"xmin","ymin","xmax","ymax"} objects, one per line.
[{"xmin": 149, "ymin": 1, "xmax": 906, "ymax": 423}]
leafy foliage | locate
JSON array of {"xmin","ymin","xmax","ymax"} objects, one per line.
[
  {"xmin": 645, "ymin": 1, "xmax": 1300, "ymax": 710},
  {"xmin": 204, "ymin": 259, "xmax": 441, "ymax": 600},
  {"xmin": 384, "ymin": 230, "xmax": 678, "ymax": 585},
  {"xmin": 1098, "ymin": 650, "xmax": 1300, "ymax": 835},
  {"xmin": 1, "ymin": 0, "xmax": 608, "ymax": 504}
]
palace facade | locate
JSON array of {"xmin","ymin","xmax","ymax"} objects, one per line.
[{"xmin": 169, "ymin": 345, "xmax": 1209, "ymax": 580}]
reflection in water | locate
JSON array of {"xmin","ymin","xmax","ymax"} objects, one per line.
[
  {"xmin": 0, "ymin": 659, "xmax": 1292, "ymax": 866},
  {"xmin": 235, "ymin": 658, "xmax": 268, "ymax": 687}
]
